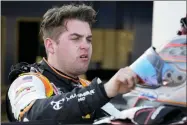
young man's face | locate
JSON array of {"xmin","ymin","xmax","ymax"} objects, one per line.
[{"xmin": 53, "ymin": 19, "xmax": 92, "ymax": 76}]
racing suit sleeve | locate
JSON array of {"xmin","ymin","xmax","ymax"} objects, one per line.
[{"xmin": 8, "ymin": 73, "xmax": 110, "ymax": 122}]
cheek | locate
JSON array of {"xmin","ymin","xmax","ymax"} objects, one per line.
[
  {"xmin": 55, "ymin": 43, "xmax": 67, "ymax": 58},
  {"xmin": 57, "ymin": 41, "xmax": 78, "ymax": 58}
]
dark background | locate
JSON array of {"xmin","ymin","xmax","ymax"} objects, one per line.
[{"xmin": 1, "ymin": 1, "xmax": 153, "ymax": 122}]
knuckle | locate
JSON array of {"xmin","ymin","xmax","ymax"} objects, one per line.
[
  {"xmin": 117, "ymin": 78, "xmax": 123, "ymax": 84},
  {"xmin": 116, "ymin": 73, "xmax": 121, "ymax": 79},
  {"xmin": 118, "ymin": 68, "xmax": 124, "ymax": 73},
  {"xmin": 124, "ymin": 67, "xmax": 130, "ymax": 70}
]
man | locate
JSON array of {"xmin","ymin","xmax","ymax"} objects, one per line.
[{"xmin": 6, "ymin": 4, "xmax": 138, "ymax": 124}]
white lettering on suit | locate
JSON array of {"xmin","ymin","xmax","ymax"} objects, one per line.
[
  {"xmin": 50, "ymin": 98, "xmax": 65, "ymax": 110},
  {"xmin": 50, "ymin": 89, "xmax": 95, "ymax": 110}
]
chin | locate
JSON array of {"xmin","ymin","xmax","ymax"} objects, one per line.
[
  {"xmin": 78, "ymin": 67, "xmax": 89, "ymax": 74},
  {"xmin": 74, "ymin": 63, "xmax": 89, "ymax": 74},
  {"xmin": 82, "ymin": 68, "xmax": 88, "ymax": 73}
]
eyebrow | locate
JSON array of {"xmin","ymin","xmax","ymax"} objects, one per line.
[{"xmin": 69, "ymin": 33, "xmax": 92, "ymax": 38}]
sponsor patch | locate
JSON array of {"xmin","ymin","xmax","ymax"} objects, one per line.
[
  {"xmin": 22, "ymin": 76, "xmax": 33, "ymax": 82},
  {"xmin": 50, "ymin": 89, "xmax": 96, "ymax": 110},
  {"xmin": 15, "ymin": 86, "xmax": 34, "ymax": 98}
]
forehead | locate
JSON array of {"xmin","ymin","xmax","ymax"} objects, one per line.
[{"xmin": 64, "ymin": 19, "xmax": 92, "ymax": 35}]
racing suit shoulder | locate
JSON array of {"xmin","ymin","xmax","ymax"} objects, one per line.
[
  {"xmin": 25, "ymin": 77, "xmax": 110, "ymax": 123},
  {"xmin": 8, "ymin": 73, "xmax": 53, "ymax": 121},
  {"xmin": 8, "ymin": 75, "xmax": 110, "ymax": 123},
  {"xmin": 7, "ymin": 59, "xmax": 111, "ymax": 123}
]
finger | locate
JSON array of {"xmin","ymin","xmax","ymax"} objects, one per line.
[
  {"xmin": 125, "ymin": 71, "xmax": 137, "ymax": 85},
  {"xmin": 122, "ymin": 67, "xmax": 135, "ymax": 78},
  {"xmin": 120, "ymin": 74, "xmax": 128, "ymax": 85},
  {"xmin": 118, "ymin": 68, "xmax": 137, "ymax": 88},
  {"xmin": 121, "ymin": 69, "xmax": 135, "ymax": 82},
  {"xmin": 127, "ymin": 68, "xmax": 138, "ymax": 79},
  {"xmin": 123, "ymin": 74, "xmax": 134, "ymax": 88},
  {"xmin": 127, "ymin": 76, "xmax": 136, "ymax": 89},
  {"xmin": 124, "ymin": 67, "xmax": 138, "ymax": 84}
]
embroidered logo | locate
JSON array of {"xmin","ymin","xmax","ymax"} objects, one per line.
[{"xmin": 50, "ymin": 98, "xmax": 65, "ymax": 110}]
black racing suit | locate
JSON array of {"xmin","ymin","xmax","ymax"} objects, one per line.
[{"xmin": 6, "ymin": 58, "xmax": 111, "ymax": 124}]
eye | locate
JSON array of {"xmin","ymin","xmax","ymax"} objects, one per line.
[
  {"xmin": 71, "ymin": 37, "xmax": 80, "ymax": 41},
  {"xmin": 87, "ymin": 38, "xmax": 92, "ymax": 43}
]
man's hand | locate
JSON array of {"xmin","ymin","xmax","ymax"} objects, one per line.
[{"xmin": 104, "ymin": 67, "xmax": 138, "ymax": 98}]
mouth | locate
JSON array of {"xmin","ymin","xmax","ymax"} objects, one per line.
[{"xmin": 80, "ymin": 54, "xmax": 89, "ymax": 61}]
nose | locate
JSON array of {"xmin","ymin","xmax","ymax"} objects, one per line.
[{"xmin": 80, "ymin": 39, "xmax": 90, "ymax": 50}]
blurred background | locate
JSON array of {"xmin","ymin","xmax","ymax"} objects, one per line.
[{"xmin": 1, "ymin": 1, "xmax": 185, "ymax": 122}]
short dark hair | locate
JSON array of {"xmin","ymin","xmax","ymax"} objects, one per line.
[{"xmin": 40, "ymin": 4, "xmax": 96, "ymax": 42}]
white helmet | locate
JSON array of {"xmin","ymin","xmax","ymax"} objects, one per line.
[{"xmin": 125, "ymin": 35, "xmax": 186, "ymax": 108}]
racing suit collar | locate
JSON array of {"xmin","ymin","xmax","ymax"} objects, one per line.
[{"xmin": 40, "ymin": 57, "xmax": 80, "ymax": 83}]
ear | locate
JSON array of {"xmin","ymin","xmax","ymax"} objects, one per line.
[{"xmin": 44, "ymin": 38, "xmax": 55, "ymax": 54}]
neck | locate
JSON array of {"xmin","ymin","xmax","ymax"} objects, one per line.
[{"xmin": 46, "ymin": 57, "xmax": 78, "ymax": 79}]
